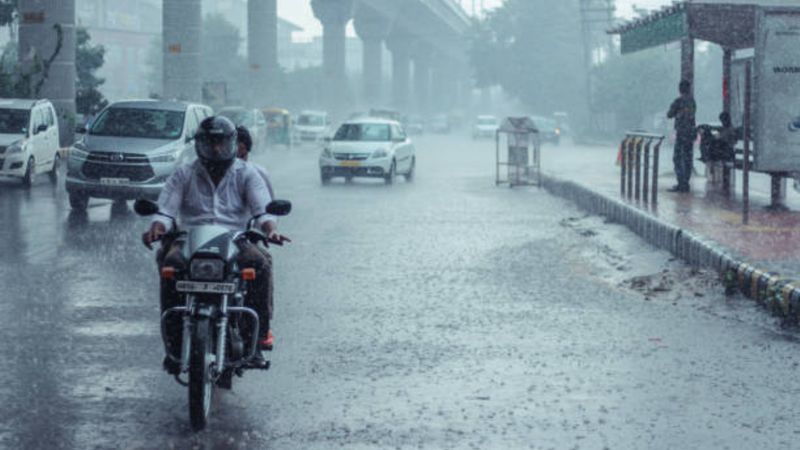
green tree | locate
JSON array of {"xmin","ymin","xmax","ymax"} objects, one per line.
[
  {"xmin": 75, "ymin": 27, "xmax": 107, "ymax": 115},
  {"xmin": 468, "ymin": 0, "xmax": 589, "ymax": 125},
  {"xmin": 0, "ymin": 0, "xmax": 17, "ymax": 28},
  {"xmin": 201, "ymin": 13, "xmax": 249, "ymax": 105}
]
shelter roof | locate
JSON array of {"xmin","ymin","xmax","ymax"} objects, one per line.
[{"xmin": 608, "ymin": 1, "xmax": 800, "ymax": 53}]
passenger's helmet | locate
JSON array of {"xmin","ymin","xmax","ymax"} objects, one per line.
[{"xmin": 195, "ymin": 116, "xmax": 237, "ymax": 163}]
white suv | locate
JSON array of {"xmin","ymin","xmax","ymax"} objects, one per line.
[
  {"xmin": 0, "ymin": 99, "xmax": 61, "ymax": 187},
  {"xmin": 319, "ymin": 118, "xmax": 415, "ymax": 185}
]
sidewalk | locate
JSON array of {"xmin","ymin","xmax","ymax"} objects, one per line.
[{"xmin": 539, "ymin": 141, "xmax": 800, "ymax": 316}]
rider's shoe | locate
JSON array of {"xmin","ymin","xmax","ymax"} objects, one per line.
[
  {"xmin": 259, "ymin": 330, "xmax": 274, "ymax": 351},
  {"xmin": 249, "ymin": 351, "xmax": 270, "ymax": 369},
  {"xmin": 163, "ymin": 356, "xmax": 180, "ymax": 375}
]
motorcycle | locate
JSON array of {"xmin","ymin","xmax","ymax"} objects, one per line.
[{"xmin": 134, "ymin": 198, "xmax": 291, "ymax": 431}]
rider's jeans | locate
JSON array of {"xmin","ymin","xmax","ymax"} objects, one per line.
[{"xmin": 157, "ymin": 239, "xmax": 273, "ymax": 358}]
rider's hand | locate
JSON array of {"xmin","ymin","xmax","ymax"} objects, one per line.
[
  {"xmin": 268, "ymin": 230, "xmax": 291, "ymax": 246},
  {"xmin": 262, "ymin": 221, "xmax": 291, "ymax": 246},
  {"xmin": 142, "ymin": 222, "xmax": 167, "ymax": 250}
]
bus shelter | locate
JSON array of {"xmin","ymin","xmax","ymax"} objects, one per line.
[
  {"xmin": 495, "ymin": 117, "xmax": 540, "ymax": 187},
  {"xmin": 608, "ymin": 0, "xmax": 800, "ymax": 209}
]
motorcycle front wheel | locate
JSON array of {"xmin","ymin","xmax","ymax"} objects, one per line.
[{"xmin": 189, "ymin": 318, "xmax": 214, "ymax": 431}]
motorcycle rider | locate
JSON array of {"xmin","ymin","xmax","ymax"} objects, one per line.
[
  {"xmin": 141, "ymin": 116, "xmax": 289, "ymax": 373},
  {"xmin": 236, "ymin": 125, "xmax": 274, "ymax": 199}
]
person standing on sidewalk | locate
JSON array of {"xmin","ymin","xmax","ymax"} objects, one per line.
[{"xmin": 667, "ymin": 80, "xmax": 697, "ymax": 192}]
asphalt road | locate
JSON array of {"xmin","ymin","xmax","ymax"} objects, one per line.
[{"xmin": 1, "ymin": 133, "xmax": 799, "ymax": 450}]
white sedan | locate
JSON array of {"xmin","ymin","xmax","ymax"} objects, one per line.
[{"xmin": 319, "ymin": 118, "xmax": 415, "ymax": 185}]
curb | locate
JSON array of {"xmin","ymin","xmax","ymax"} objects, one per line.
[{"xmin": 540, "ymin": 174, "xmax": 800, "ymax": 322}]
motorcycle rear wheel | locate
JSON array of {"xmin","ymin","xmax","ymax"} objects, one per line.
[{"xmin": 189, "ymin": 318, "xmax": 213, "ymax": 431}]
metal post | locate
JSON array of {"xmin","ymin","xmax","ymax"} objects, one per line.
[
  {"xmin": 643, "ymin": 139, "xmax": 651, "ymax": 203},
  {"xmin": 626, "ymin": 138, "xmax": 635, "ymax": 200},
  {"xmin": 620, "ymin": 137, "xmax": 627, "ymax": 196},
  {"xmin": 652, "ymin": 139, "xmax": 661, "ymax": 206},
  {"xmin": 634, "ymin": 139, "xmax": 642, "ymax": 201},
  {"xmin": 495, "ymin": 131, "xmax": 500, "ymax": 185},
  {"xmin": 743, "ymin": 62, "xmax": 752, "ymax": 224}
]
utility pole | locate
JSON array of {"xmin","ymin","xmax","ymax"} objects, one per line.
[{"xmin": 579, "ymin": 0, "xmax": 615, "ymax": 135}]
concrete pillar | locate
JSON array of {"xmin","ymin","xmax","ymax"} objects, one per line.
[
  {"xmin": 311, "ymin": 0, "xmax": 354, "ymax": 115},
  {"xmin": 413, "ymin": 48, "xmax": 432, "ymax": 115},
  {"xmin": 163, "ymin": 0, "xmax": 202, "ymax": 102},
  {"xmin": 18, "ymin": 0, "xmax": 76, "ymax": 146},
  {"xmin": 248, "ymin": 0, "xmax": 278, "ymax": 106},
  {"xmin": 353, "ymin": 6, "xmax": 391, "ymax": 106},
  {"xmin": 386, "ymin": 34, "xmax": 411, "ymax": 112}
]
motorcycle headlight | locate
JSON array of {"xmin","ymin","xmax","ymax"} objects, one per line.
[
  {"xmin": 322, "ymin": 147, "xmax": 333, "ymax": 158},
  {"xmin": 190, "ymin": 258, "xmax": 225, "ymax": 281},
  {"xmin": 150, "ymin": 147, "xmax": 181, "ymax": 163},
  {"xmin": 6, "ymin": 140, "xmax": 26, "ymax": 154},
  {"xmin": 372, "ymin": 149, "xmax": 389, "ymax": 158}
]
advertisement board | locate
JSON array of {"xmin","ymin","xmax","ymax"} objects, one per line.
[{"xmin": 754, "ymin": 8, "xmax": 800, "ymax": 172}]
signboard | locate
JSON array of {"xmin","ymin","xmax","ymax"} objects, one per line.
[
  {"xmin": 753, "ymin": 8, "xmax": 800, "ymax": 172},
  {"xmin": 620, "ymin": 11, "xmax": 687, "ymax": 54}
]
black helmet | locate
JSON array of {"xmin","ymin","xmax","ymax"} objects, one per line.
[{"xmin": 195, "ymin": 116, "xmax": 237, "ymax": 163}]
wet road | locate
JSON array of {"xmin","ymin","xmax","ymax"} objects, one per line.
[{"xmin": 1, "ymin": 133, "xmax": 799, "ymax": 449}]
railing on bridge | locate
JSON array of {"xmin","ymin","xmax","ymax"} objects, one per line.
[{"xmin": 619, "ymin": 132, "xmax": 664, "ymax": 206}]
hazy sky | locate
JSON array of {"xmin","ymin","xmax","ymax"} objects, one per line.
[{"xmin": 277, "ymin": 0, "xmax": 673, "ymax": 39}]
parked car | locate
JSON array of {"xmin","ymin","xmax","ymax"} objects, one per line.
[
  {"xmin": 218, "ymin": 106, "xmax": 267, "ymax": 151},
  {"xmin": 66, "ymin": 100, "xmax": 212, "ymax": 210},
  {"xmin": 319, "ymin": 118, "xmax": 415, "ymax": 185},
  {"xmin": 0, "ymin": 99, "xmax": 61, "ymax": 187},
  {"xmin": 472, "ymin": 115, "xmax": 499, "ymax": 139},
  {"xmin": 529, "ymin": 115, "xmax": 561, "ymax": 145},
  {"xmin": 294, "ymin": 110, "xmax": 330, "ymax": 143},
  {"xmin": 429, "ymin": 114, "xmax": 451, "ymax": 134}
]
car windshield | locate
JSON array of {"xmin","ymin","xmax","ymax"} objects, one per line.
[
  {"xmin": 478, "ymin": 117, "xmax": 497, "ymax": 126},
  {"xmin": 0, "ymin": 109, "xmax": 30, "ymax": 134},
  {"xmin": 334, "ymin": 123, "xmax": 390, "ymax": 142},
  {"xmin": 90, "ymin": 108, "xmax": 185, "ymax": 140}
]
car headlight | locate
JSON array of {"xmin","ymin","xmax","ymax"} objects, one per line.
[
  {"xmin": 69, "ymin": 142, "xmax": 89, "ymax": 159},
  {"xmin": 6, "ymin": 140, "xmax": 26, "ymax": 154},
  {"xmin": 322, "ymin": 147, "xmax": 333, "ymax": 158},
  {"xmin": 190, "ymin": 258, "xmax": 225, "ymax": 281},
  {"xmin": 372, "ymin": 149, "xmax": 389, "ymax": 158},
  {"xmin": 150, "ymin": 147, "xmax": 181, "ymax": 163}
]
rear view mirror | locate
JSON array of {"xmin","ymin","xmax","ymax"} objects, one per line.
[
  {"xmin": 75, "ymin": 125, "xmax": 88, "ymax": 134},
  {"xmin": 266, "ymin": 200, "xmax": 292, "ymax": 216},
  {"xmin": 134, "ymin": 199, "xmax": 160, "ymax": 216},
  {"xmin": 36, "ymin": 124, "xmax": 48, "ymax": 134}
]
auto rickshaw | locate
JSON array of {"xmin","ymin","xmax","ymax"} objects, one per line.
[{"xmin": 262, "ymin": 108, "xmax": 293, "ymax": 148}]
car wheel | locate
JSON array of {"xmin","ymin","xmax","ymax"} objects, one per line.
[
  {"xmin": 49, "ymin": 153, "xmax": 61, "ymax": 185},
  {"xmin": 69, "ymin": 191, "xmax": 89, "ymax": 210},
  {"xmin": 404, "ymin": 157, "xmax": 415, "ymax": 182},
  {"xmin": 384, "ymin": 160, "xmax": 396, "ymax": 185},
  {"xmin": 21, "ymin": 156, "xmax": 34, "ymax": 188},
  {"xmin": 320, "ymin": 171, "xmax": 331, "ymax": 186}
]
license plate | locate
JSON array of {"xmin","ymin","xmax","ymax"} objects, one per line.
[
  {"xmin": 176, "ymin": 281, "xmax": 236, "ymax": 294},
  {"xmin": 100, "ymin": 177, "xmax": 129, "ymax": 185},
  {"xmin": 339, "ymin": 161, "xmax": 361, "ymax": 167}
]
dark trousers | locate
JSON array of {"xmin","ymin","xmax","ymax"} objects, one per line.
[
  {"xmin": 673, "ymin": 137, "xmax": 694, "ymax": 188},
  {"xmin": 157, "ymin": 239, "xmax": 273, "ymax": 358}
]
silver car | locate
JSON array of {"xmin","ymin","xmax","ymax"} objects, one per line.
[{"xmin": 66, "ymin": 100, "xmax": 212, "ymax": 210}]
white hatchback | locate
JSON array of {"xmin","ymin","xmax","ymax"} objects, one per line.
[
  {"xmin": 319, "ymin": 118, "xmax": 415, "ymax": 185},
  {"xmin": 0, "ymin": 99, "xmax": 61, "ymax": 187}
]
